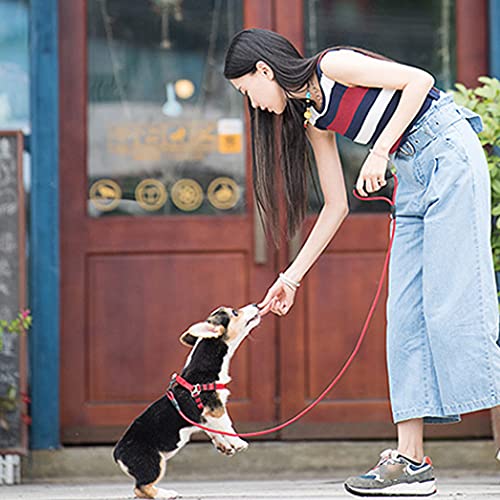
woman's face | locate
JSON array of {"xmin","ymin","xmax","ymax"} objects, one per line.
[{"xmin": 229, "ymin": 60, "xmax": 287, "ymax": 114}]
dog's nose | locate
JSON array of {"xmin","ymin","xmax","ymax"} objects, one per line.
[{"xmin": 253, "ymin": 303, "xmax": 261, "ymax": 309}]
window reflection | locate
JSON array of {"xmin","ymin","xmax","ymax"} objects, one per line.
[
  {"xmin": 304, "ymin": 0, "xmax": 456, "ymax": 213},
  {"xmin": 87, "ymin": 0, "xmax": 244, "ymax": 217}
]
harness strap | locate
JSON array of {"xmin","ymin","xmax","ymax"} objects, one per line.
[{"xmin": 167, "ymin": 372, "xmax": 227, "ymax": 410}]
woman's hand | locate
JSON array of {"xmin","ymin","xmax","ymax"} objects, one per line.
[
  {"xmin": 257, "ymin": 277, "xmax": 297, "ymax": 316},
  {"xmin": 355, "ymin": 151, "xmax": 388, "ymax": 197}
]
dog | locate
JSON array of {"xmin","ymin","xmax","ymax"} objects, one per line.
[{"xmin": 113, "ymin": 303, "xmax": 262, "ymax": 499}]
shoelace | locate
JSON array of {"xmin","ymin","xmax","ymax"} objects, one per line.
[{"xmin": 368, "ymin": 448, "xmax": 402, "ymax": 473}]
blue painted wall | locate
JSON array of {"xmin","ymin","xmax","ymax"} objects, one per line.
[{"xmin": 29, "ymin": 0, "xmax": 60, "ymax": 449}]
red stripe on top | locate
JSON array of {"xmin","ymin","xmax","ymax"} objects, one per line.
[{"xmin": 326, "ymin": 86, "xmax": 369, "ymax": 135}]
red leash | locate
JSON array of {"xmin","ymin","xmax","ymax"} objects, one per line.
[{"xmin": 167, "ymin": 172, "xmax": 399, "ymax": 437}]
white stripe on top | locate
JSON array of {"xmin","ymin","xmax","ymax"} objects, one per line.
[{"xmin": 353, "ymin": 88, "xmax": 396, "ymax": 144}]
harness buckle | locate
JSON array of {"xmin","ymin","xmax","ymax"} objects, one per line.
[
  {"xmin": 167, "ymin": 372, "xmax": 178, "ymax": 391},
  {"xmin": 191, "ymin": 384, "xmax": 201, "ymax": 397},
  {"xmin": 166, "ymin": 390, "xmax": 180, "ymax": 411}
]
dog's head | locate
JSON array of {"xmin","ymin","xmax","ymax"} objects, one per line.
[{"xmin": 179, "ymin": 303, "xmax": 261, "ymax": 349}]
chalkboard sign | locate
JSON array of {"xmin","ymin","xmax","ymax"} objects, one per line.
[{"xmin": 0, "ymin": 131, "xmax": 27, "ymax": 454}]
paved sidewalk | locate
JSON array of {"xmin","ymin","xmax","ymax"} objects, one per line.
[{"xmin": 3, "ymin": 475, "xmax": 500, "ymax": 500}]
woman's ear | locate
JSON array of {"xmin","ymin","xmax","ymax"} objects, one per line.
[
  {"xmin": 179, "ymin": 322, "xmax": 223, "ymax": 347},
  {"xmin": 256, "ymin": 60, "xmax": 274, "ymax": 80}
]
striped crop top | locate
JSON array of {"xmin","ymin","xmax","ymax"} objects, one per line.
[{"xmin": 309, "ymin": 49, "xmax": 442, "ymax": 153}]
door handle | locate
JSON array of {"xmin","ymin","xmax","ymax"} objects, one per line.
[
  {"xmin": 288, "ymin": 230, "xmax": 301, "ymax": 262},
  {"xmin": 254, "ymin": 201, "xmax": 267, "ymax": 264}
]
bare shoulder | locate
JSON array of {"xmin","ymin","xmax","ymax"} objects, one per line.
[
  {"xmin": 318, "ymin": 49, "xmax": 368, "ymax": 87},
  {"xmin": 320, "ymin": 47, "xmax": 393, "ymax": 72},
  {"xmin": 319, "ymin": 48, "xmax": 434, "ymax": 89},
  {"xmin": 319, "ymin": 48, "xmax": 368, "ymax": 72}
]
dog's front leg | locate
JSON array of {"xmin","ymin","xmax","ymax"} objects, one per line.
[
  {"xmin": 203, "ymin": 408, "xmax": 248, "ymax": 456},
  {"xmin": 206, "ymin": 429, "xmax": 231, "ymax": 454}
]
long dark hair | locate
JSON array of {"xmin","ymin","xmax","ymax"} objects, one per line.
[{"xmin": 223, "ymin": 28, "xmax": 396, "ymax": 249}]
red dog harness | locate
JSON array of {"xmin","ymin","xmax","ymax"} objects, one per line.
[{"xmin": 166, "ymin": 372, "xmax": 228, "ymax": 410}]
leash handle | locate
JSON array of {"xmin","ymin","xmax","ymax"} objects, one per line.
[
  {"xmin": 168, "ymin": 173, "xmax": 398, "ymax": 437},
  {"xmin": 353, "ymin": 168, "xmax": 397, "ymax": 218},
  {"xmin": 353, "ymin": 167, "xmax": 395, "ymax": 201}
]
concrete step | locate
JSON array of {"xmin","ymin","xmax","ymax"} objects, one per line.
[{"xmin": 22, "ymin": 440, "xmax": 500, "ymax": 482}]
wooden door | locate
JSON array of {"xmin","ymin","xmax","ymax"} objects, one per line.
[
  {"xmin": 275, "ymin": 0, "xmax": 492, "ymax": 439},
  {"xmin": 59, "ymin": 0, "xmax": 279, "ymax": 443}
]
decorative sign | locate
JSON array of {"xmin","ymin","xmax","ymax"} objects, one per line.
[
  {"xmin": 89, "ymin": 179, "xmax": 122, "ymax": 212},
  {"xmin": 207, "ymin": 176, "xmax": 240, "ymax": 210},
  {"xmin": 135, "ymin": 179, "xmax": 167, "ymax": 211},
  {"xmin": 107, "ymin": 121, "xmax": 218, "ymax": 162},
  {"xmin": 0, "ymin": 131, "xmax": 28, "ymax": 454},
  {"xmin": 170, "ymin": 178, "xmax": 203, "ymax": 212},
  {"xmin": 217, "ymin": 118, "xmax": 243, "ymax": 154}
]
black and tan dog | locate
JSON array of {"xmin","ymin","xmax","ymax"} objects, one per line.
[{"xmin": 113, "ymin": 303, "xmax": 262, "ymax": 499}]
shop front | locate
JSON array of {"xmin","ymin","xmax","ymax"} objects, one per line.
[{"xmin": 54, "ymin": 0, "xmax": 492, "ymax": 444}]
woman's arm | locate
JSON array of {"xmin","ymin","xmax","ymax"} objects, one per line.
[
  {"xmin": 320, "ymin": 49, "xmax": 435, "ymax": 155},
  {"xmin": 283, "ymin": 126, "xmax": 349, "ymax": 284}
]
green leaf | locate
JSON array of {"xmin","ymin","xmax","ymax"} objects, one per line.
[
  {"xmin": 493, "ymin": 179, "xmax": 500, "ymax": 195},
  {"xmin": 454, "ymin": 82, "xmax": 468, "ymax": 93}
]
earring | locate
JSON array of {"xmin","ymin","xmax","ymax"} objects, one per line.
[{"xmin": 303, "ymin": 89, "xmax": 312, "ymax": 128}]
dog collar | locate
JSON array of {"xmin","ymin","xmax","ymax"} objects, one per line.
[{"xmin": 166, "ymin": 372, "xmax": 228, "ymax": 410}]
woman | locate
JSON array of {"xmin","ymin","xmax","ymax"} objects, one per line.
[{"xmin": 223, "ymin": 28, "xmax": 500, "ymax": 497}]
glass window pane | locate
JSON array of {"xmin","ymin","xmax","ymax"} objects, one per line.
[
  {"xmin": 0, "ymin": 0, "xmax": 29, "ymax": 131},
  {"xmin": 304, "ymin": 0, "xmax": 456, "ymax": 214},
  {"xmin": 87, "ymin": 0, "xmax": 245, "ymax": 217}
]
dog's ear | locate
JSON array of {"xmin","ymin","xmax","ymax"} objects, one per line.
[
  {"xmin": 179, "ymin": 332, "xmax": 197, "ymax": 347},
  {"xmin": 180, "ymin": 322, "xmax": 223, "ymax": 347}
]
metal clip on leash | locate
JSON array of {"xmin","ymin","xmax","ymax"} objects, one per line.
[{"xmin": 167, "ymin": 169, "xmax": 399, "ymax": 438}]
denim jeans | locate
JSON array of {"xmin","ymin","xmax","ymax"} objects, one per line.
[{"xmin": 387, "ymin": 92, "xmax": 500, "ymax": 424}]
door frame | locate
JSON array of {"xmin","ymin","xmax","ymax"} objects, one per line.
[{"xmin": 59, "ymin": 0, "xmax": 280, "ymax": 443}]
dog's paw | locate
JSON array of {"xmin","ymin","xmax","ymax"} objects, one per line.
[
  {"xmin": 214, "ymin": 438, "xmax": 248, "ymax": 456},
  {"xmin": 155, "ymin": 488, "xmax": 178, "ymax": 499},
  {"xmin": 215, "ymin": 442, "xmax": 236, "ymax": 456},
  {"xmin": 228, "ymin": 437, "xmax": 249, "ymax": 452},
  {"xmin": 234, "ymin": 439, "xmax": 249, "ymax": 452}
]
